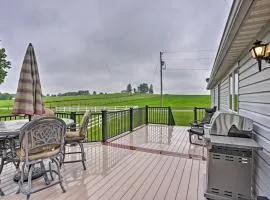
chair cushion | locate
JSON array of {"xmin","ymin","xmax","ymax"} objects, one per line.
[
  {"xmin": 16, "ymin": 147, "xmax": 60, "ymax": 161},
  {"xmin": 30, "ymin": 144, "xmax": 60, "ymax": 154},
  {"xmin": 65, "ymin": 131, "xmax": 85, "ymax": 141},
  {"xmin": 188, "ymin": 127, "xmax": 204, "ymax": 136}
]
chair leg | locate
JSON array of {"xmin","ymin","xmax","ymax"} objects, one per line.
[
  {"xmin": 0, "ymin": 178, "xmax": 4, "ymax": 196},
  {"xmin": 17, "ymin": 162, "xmax": 26, "ymax": 194},
  {"xmin": 40, "ymin": 161, "xmax": 50, "ymax": 185},
  {"xmin": 0, "ymin": 157, "xmax": 4, "ymax": 175},
  {"xmin": 78, "ymin": 142, "xmax": 86, "ymax": 170},
  {"xmin": 52, "ymin": 158, "xmax": 65, "ymax": 193},
  {"xmin": 49, "ymin": 161, "xmax": 54, "ymax": 181},
  {"xmin": 26, "ymin": 164, "xmax": 35, "ymax": 199},
  {"xmin": 60, "ymin": 144, "xmax": 66, "ymax": 168}
]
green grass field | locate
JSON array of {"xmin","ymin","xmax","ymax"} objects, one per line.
[{"xmin": 0, "ymin": 93, "xmax": 210, "ymax": 126}]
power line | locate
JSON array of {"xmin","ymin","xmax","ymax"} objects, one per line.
[
  {"xmin": 162, "ymin": 50, "xmax": 216, "ymax": 54},
  {"xmin": 162, "ymin": 57, "xmax": 213, "ymax": 61},
  {"xmin": 165, "ymin": 68, "xmax": 211, "ymax": 71}
]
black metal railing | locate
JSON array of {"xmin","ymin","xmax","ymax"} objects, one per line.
[
  {"xmin": 0, "ymin": 106, "xmax": 175, "ymax": 143},
  {"xmin": 147, "ymin": 106, "xmax": 175, "ymax": 125},
  {"xmin": 193, "ymin": 107, "xmax": 206, "ymax": 123},
  {"xmin": 103, "ymin": 109, "xmax": 130, "ymax": 141},
  {"xmin": 133, "ymin": 107, "xmax": 146, "ymax": 129},
  {"xmin": 0, "ymin": 115, "xmax": 28, "ymax": 121}
]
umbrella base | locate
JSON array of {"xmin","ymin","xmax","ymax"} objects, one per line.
[{"xmin": 13, "ymin": 167, "xmax": 44, "ymax": 182}]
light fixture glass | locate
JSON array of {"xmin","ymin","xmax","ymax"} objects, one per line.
[
  {"xmin": 250, "ymin": 40, "xmax": 270, "ymax": 71},
  {"xmin": 251, "ymin": 42, "xmax": 267, "ymax": 58}
]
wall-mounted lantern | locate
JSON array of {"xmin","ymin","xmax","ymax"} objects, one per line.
[{"xmin": 250, "ymin": 40, "xmax": 270, "ymax": 71}]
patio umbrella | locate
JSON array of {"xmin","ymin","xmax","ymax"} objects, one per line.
[{"xmin": 13, "ymin": 43, "xmax": 45, "ymax": 119}]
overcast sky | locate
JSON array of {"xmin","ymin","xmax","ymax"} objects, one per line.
[{"xmin": 0, "ymin": 0, "xmax": 232, "ymax": 95}]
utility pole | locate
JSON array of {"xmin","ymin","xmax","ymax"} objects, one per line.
[{"xmin": 160, "ymin": 51, "xmax": 164, "ymax": 107}]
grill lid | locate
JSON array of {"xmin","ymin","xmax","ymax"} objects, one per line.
[{"xmin": 209, "ymin": 112, "xmax": 253, "ymax": 136}]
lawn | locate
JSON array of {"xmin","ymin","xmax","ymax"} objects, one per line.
[{"xmin": 0, "ymin": 93, "xmax": 210, "ymax": 126}]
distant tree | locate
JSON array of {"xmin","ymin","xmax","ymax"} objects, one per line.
[
  {"xmin": 0, "ymin": 47, "xmax": 11, "ymax": 84},
  {"xmin": 99, "ymin": 92, "xmax": 103, "ymax": 95},
  {"xmin": 133, "ymin": 88, "xmax": 137, "ymax": 93},
  {"xmin": 0, "ymin": 92, "xmax": 12, "ymax": 100},
  {"xmin": 126, "ymin": 84, "xmax": 132, "ymax": 93},
  {"xmin": 93, "ymin": 91, "xmax": 97, "ymax": 95},
  {"xmin": 46, "ymin": 94, "xmax": 50, "ymax": 97},
  {"xmin": 149, "ymin": 84, "xmax": 154, "ymax": 94},
  {"xmin": 78, "ymin": 90, "xmax": 89, "ymax": 95},
  {"xmin": 137, "ymin": 83, "xmax": 149, "ymax": 93}
]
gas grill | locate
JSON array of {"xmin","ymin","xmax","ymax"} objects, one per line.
[{"xmin": 204, "ymin": 112, "xmax": 262, "ymax": 200}]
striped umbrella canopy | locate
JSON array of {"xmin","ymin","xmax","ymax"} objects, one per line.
[{"xmin": 13, "ymin": 43, "xmax": 45, "ymax": 116}]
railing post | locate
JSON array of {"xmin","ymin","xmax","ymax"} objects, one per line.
[
  {"xmin": 194, "ymin": 107, "xmax": 197, "ymax": 122},
  {"xmin": 168, "ymin": 106, "xmax": 171, "ymax": 125},
  {"xmin": 70, "ymin": 112, "xmax": 76, "ymax": 131},
  {"xmin": 145, "ymin": 105, "xmax": 149, "ymax": 125},
  {"xmin": 101, "ymin": 110, "xmax": 107, "ymax": 143},
  {"xmin": 130, "ymin": 108, "xmax": 133, "ymax": 132}
]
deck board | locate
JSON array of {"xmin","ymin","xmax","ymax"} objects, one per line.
[{"xmin": 0, "ymin": 125, "xmax": 206, "ymax": 200}]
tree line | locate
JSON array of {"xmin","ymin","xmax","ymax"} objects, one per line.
[
  {"xmin": 0, "ymin": 92, "xmax": 13, "ymax": 100},
  {"xmin": 123, "ymin": 83, "xmax": 154, "ymax": 94}
]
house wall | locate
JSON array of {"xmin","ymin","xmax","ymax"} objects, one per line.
[{"xmin": 211, "ymin": 32, "xmax": 270, "ymax": 197}]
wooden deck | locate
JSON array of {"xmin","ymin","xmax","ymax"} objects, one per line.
[{"xmin": 1, "ymin": 125, "xmax": 206, "ymax": 200}]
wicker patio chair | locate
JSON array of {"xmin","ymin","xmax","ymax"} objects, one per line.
[
  {"xmin": 62, "ymin": 110, "xmax": 91, "ymax": 170},
  {"xmin": 16, "ymin": 117, "xmax": 66, "ymax": 200},
  {"xmin": 188, "ymin": 106, "xmax": 216, "ymax": 145}
]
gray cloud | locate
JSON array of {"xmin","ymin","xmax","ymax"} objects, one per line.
[{"xmin": 0, "ymin": 0, "xmax": 232, "ymax": 94}]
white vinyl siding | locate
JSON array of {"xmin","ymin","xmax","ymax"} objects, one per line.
[
  {"xmin": 209, "ymin": 31, "xmax": 270, "ymax": 198},
  {"xmin": 219, "ymin": 77, "xmax": 230, "ymax": 111},
  {"xmin": 238, "ymin": 55, "xmax": 270, "ymax": 197}
]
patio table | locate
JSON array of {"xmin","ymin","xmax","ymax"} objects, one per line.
[{"xmin": 0, "ymin": 118, "xmax": 74, "ymax": 138}]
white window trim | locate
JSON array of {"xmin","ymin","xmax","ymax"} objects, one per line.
[{"xmin": 229, "ymin": 71, "xmax": 239, "ymax": 114}]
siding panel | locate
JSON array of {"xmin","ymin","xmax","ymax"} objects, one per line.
[
  {"xmin": 239, "ymin": 79, "xmax": 270, "ymax": 94},
  {"xmin": 239, "ymin": 92, "xmax": 270, "ymax": 104},
  {"xmin": 239, "ymin": 67, "xmax": 270, "ymax": 88},
  {"xmin": 239, "ymin": 102, "xmax": 270, "ymax": 116}
]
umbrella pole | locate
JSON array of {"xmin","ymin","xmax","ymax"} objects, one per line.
[{"xmin": 28, "ymin": 115, "xmax": 32, "ymax": 121}]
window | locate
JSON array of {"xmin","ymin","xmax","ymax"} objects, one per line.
[
  {"xmin": 234, "ymin": 71, "xmax": 239, "ymax": 112},
  {"xmin": 229, "ymin": 75, "xmax": 233, "ymax": 110},
  {"xmin": 218, "ymin": 84, "xmax": 220, "ymax": 110},
  {"xmin": 229, "ymin": 71, "xmax": 239, "ymax": 112}
]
